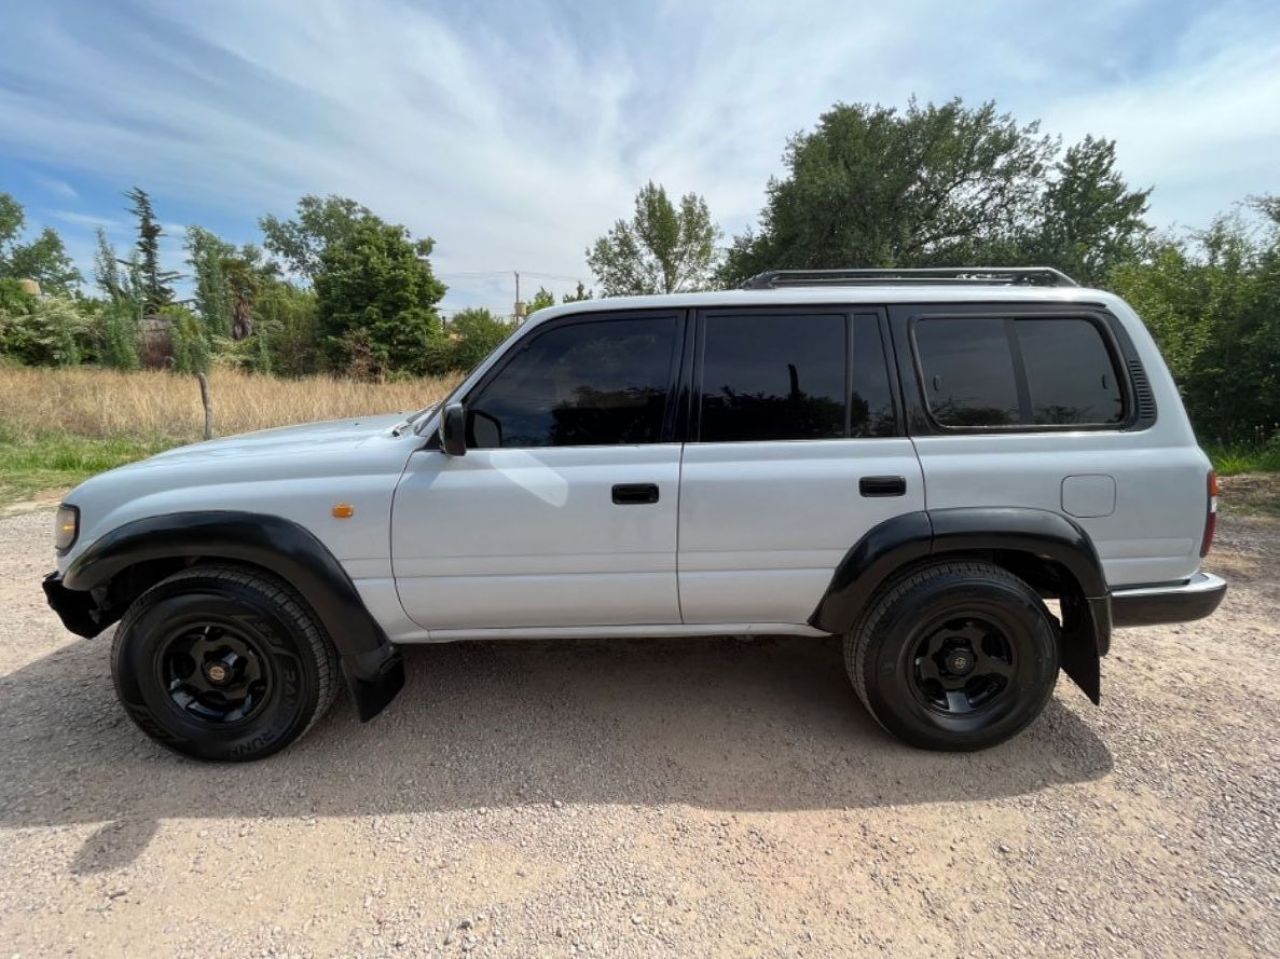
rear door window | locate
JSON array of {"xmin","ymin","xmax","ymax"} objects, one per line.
[{"xmin": 698, "ymin": 313, "xmax": 847, "ymax": 442}]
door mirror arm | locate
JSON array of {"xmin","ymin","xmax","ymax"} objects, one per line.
[{"xmin": 440, "ymin": 402, "xmax": 467, "ymax": 456}]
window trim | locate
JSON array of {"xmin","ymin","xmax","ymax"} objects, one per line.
[
  {"xmin": 908, "ymin": 310, "xmax": 1136, "ymax": 434},
  {"xmin": 458, "ymin": 308, "xmax": 688, "ymax": 450},
  {"xmin": 690, "ymin": 306, "xmax": 902, "ymax": 444}
]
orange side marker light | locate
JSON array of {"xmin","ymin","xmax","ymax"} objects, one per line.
[{"xmin": 332, "ymin": 503, "xmax": 355, "ymax": 519}]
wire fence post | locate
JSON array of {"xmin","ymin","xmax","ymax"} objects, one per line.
[{"xmin": 196, "ymin": 372, "xmax": 214, "ymax": 440}]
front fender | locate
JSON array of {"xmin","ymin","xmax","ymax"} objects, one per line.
[{"xmin": 57, "ymin": 510, "xmax": 403, "ymax": 721}]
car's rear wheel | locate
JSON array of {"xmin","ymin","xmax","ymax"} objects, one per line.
[
  {"xmin": 111, "ymin": 566, "xmax": 340, "ymax": 761},
  {"xmin": 845, "ymin": 560, "xmax": 1059, "ymax": 751}
]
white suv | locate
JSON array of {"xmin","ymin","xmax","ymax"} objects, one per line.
[{"xmin": 43, "ymin": 268, "xmax": 1226, "ymax": 761}]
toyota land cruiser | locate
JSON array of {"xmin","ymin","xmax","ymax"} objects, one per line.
[{"xmin": 42, "ymin": 267, "xmax": 1227, "ymax": 761}]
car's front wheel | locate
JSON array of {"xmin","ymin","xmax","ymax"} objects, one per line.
[
  {"xmin": 845, "ymin": 560, "xmax": 1059, "ymax": 751},
  {"xmin": 111, "ymin": 566, "xmax": 340, "ymax": 761}
]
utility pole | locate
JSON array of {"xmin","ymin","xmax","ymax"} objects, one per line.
[{"xmin": 513, "ymin": 270, "xmax": 526, "ymax": 322}]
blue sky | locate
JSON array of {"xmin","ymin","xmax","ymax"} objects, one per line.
[{"xmin": 1, "ymin": 0, "xmax": 1277, "ymax": 311}]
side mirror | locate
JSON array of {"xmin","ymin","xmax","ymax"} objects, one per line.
[{"xmin": 440, "ymin": 402, "xmax": 467, "ymax": 456}]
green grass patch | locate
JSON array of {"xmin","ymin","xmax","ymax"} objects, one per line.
[
  {"xmin": 0, "ymin": 423, "xmax": 175, "ymax": 502},
  {"xmin": 1206, "ymin": 442, "xmax": 1280, "ymax": 476}
]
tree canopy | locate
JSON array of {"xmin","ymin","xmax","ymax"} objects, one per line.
[
  {"xmin": 314, "ymin": 217, "xmax": 447, "ymax": 376},
  {"xmin": 719, "ymin": 98, "xmax": 1150, "ymax": 287},
  {"xmin": 587, "ymin": 182, "xmax": 720, "ymax": 295},
  {"xmin": 0, "ymin": 193, "xmax": 81, "ymax": 294},
  {"xmin": 261, "ymin": 195, "xmax": 376, "ymax": 282},
  {"xmin": 125, "ymin": 187, "xmax": 179, "ymax": 312}
]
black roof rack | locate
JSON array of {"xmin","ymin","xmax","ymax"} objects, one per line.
[{"xmin": 741, "ymin": 267, "xmax": 1079, "ymax": 290}]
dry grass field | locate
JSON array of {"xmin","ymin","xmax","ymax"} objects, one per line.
[
  {"xmin": 0, "ymin": 367, "xmax": 461, "ymax": 502},
  {"xmin": 0, "ymin": 366, "xmax": 460, "ymax": 442}
]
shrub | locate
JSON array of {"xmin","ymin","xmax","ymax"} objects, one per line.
[
  {"xmin": 0, "ymin": 293, "xmax": 91, "ymax": 366},
  {"xmin": 165, "ymin": 305, "xmax": 211, "ymax": 374},
  {"xmin": 100, "ymin": 300, "xmax": 140, "ymax": 371}
]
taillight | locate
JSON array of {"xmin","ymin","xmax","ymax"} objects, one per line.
[{"xmin": 1200, "ymin": 471, "xmax": 1219, "ymax": 558}]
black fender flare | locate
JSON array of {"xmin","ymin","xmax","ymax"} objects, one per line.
[
  {"xmin": 809, "ymin": 507, "xmax": 1110, "ymax": 704},
  {"xmin": 61, "ymin": 510, "xmax": 403, "ymax": 721}
]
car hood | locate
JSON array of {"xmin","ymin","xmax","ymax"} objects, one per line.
[{"xmin": 135, "ymin": 412, "xmax": 411, "ymax": 466}]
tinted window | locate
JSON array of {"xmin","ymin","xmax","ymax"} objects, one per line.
[
  {"xmin": 1019, "ymin": 319, "xmax": 1123, "ymax": 425},
  {"xmin": 915, "ymin": 315, "xmax": 1125, "ymax": 428},
  {"xmin": 467, "ymin": 316, "xmax": 676, "ymax": 448},
  {"xmin": 700, "ymin": 314, "xmax": 846, "ymax": 442},
  {"xmin": 916, "ymin": 318, "xmax": 1021, "ymax": 426},
  {"xmin": 852, "ymin": 316, "xmax": 897, "ymax": 437}
]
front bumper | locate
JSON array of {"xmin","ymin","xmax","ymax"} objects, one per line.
[
  {"xmin": 42, "ymin": 571, "xmax": 110, "ymax": 638},
  {"xmin": 1111, "ymin": 572, "xmax": 1227, "ymax": 628}
]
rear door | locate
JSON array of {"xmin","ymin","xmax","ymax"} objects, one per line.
[{"xmin": 676, "ymin": 307, "xmax": 925, "ymax": 625}]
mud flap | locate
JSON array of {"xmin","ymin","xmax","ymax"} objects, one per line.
[
  {"xmin": 1058, "ymin": 594, "xmax": 1109, "ymax": 705},
  {"xmin": 342, "ymin": 645, "xmax": 406, "ymax": 722}
]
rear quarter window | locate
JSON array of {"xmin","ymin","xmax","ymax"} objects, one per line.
[{"xmin": 915, "ymin": 315, "xmax": 1125, "ymax": 429}]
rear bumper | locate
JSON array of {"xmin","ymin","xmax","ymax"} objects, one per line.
[{"xmin": 1111, "ymin": 572, "xmax": 1227, "ymax": 628}]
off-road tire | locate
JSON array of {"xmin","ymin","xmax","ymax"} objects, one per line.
[
  {"xmin": 845, "ymin": 560, "xmax": 1059, "ymax": 751},
  {"xmin": 111, "ymin": 565, "xmax": 340, "ymax": 761}
]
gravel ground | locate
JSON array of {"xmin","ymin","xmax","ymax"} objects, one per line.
[{"xmin": 1, "ymin": 505, "xmax": 1277, "ymax": 958}]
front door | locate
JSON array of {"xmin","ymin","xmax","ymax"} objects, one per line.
[
  {"xmin": 392, "ymin": 311, "xmax": 685, "ymax": 632},
  {"xmin": 677, "ymin": 308, "xmax": 925, "ymax": 625}
]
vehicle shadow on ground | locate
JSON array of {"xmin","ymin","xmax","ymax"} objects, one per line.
[{"xmin": 0, "ymin": 634, "xmax": 1112, "ymax": 873}]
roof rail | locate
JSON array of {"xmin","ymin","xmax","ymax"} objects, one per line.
[{"xmin": 741, "ymin": 267, "xmax": 1079, "ymax": 290}]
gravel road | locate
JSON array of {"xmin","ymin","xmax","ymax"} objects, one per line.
[{"xmin": 1, "ymin": 506, "xmax": 1277, "ymax": 958}]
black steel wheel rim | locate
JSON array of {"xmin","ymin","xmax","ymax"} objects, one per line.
[
  {"xmin": 909, "ymin": 612, "xmax": 1016, "ymax": 716},
  {"xmin": 157, "ymin": 620, "xmax": 273, "ymax": 726}
]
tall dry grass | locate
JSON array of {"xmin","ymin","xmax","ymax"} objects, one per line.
[{"xmin": 0, "ymin": 367, "xmax": 462, "ymax": 442}]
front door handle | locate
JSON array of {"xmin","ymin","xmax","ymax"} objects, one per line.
[
  {"xmin": 612, "ymin": 483, "xmax": 660, "ymax": 505},
  {"xmin": 859, "ymin": 475, "xmax": 907, "ymax": 497}
]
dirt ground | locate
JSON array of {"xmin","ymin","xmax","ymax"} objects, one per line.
[{"xmin": 1, "ymin": 493, "xmax": 1277, "ymax": 958}]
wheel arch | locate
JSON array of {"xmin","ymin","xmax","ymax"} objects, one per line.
[
  {"xmin": 60, "ymin": 510, "xmax": 403, "ymax": 721},
  {"xmin": 810, "ymin": 507, "xmax": 1110, "ymax": 703}
]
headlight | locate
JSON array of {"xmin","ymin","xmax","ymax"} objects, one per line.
[{"xmin": 54, "ymin": 504, "xmax": 79, "ymax": 553}]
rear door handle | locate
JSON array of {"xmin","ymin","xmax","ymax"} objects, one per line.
[
  {"xmin": 612, "ymin": 483, "xmax": 660, "ymax": 505},
  {"xmin": 859, "ymin": 475, "xmax": 907, "ymax": 497}
]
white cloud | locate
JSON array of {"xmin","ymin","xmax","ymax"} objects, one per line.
[
  {"xmin": 34, "ymin": 175, "xmax": 78, "ymax": 200},
  {"xmin": 51, "ymin": 210, "xmax": 123, "ymax": 231},
  {"xmin": 0, "ymin": 0, "xmax": 1276, "ymax": 308}
]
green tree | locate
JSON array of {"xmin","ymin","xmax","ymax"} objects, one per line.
[
  {"xmin": 720, "ymin": 99, "xmax": 1056, "ymax": 283},
  {"xmin": 449, "ymin": 307, "xmax": 513, "ymax": 371},
  {"xmin": 185, "ymin": 226, "xmax": 235, "ymax": 339},
  {"xmin": 1111, "ymin": 196, "xmax": 1280, "ymax": 444},
  {"xmin": 1027, "ymin": 135, "xmax": 1151, "ymax": 286},
  {"xmin": 562, "ymin": 281, "xmax": 594, "ymax": 302},
  {"xmin": 314, "ymin": 218, "xmax": 447, "ymax": 377},
  {"xmin": 254, "ymin": 284, "xmax": 321, "ymax": 377},
  {"xmin": 261, "ymin": 195, "xmax": 375, "ymax": 281},
  {"xmin": 0, "ymin": 193, "xmax": 81, "ymax": 293},
  {"xmin": 222, "ymin": 254, "xmax": 261, "ymax": 341},
  {"xmin": 100, "ymin": 299, "xmax": 140, "ymax": 370},
  {"xmin": 165, "ymin": 304, "xmax": 211, "ymax": 374},
  {"xmin": 526, "ymin": 286, "xmax": 556, "ymax": 314},
  {"xmin": 92, "ymin": 228, "xmax": 143, "ymax": 369},
  {"xmin": 125, "ymin": 187, "xmax": 178, "ymax": 312},
  {"xmin": 587, "ymin": 182, "xmax": 720, "ymax": 295}
]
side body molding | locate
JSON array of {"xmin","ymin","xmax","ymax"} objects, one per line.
[
  {"xmin": 809, "ymin": 507, "xmax": 1110, "ymax": 704},
  {"xmin": 60, "ymin": 511, "xmax": 404, "ymax": 721}
]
